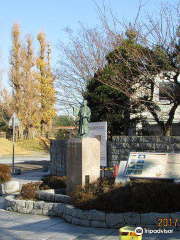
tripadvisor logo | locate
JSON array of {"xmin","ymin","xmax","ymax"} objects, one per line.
[{"xmin": 135, "ymin": 227, "xmax": 143, "ymax": 236}]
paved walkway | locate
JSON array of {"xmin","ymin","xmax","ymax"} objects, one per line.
[
  {"xmin": 12, "ymin": 170, "xmax": 50, "ymax": 187},
  {"xmin": 0, "ymin": 198, "xmax": 180, "ymax": 240}
]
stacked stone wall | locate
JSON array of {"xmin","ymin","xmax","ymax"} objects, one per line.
[
  {"xmin": 5, "ymin": 195, "xmax": 180, "ymax": 229},
  {"xmin": 108, "ymin": 136, "xmax": 180, "ymax": 167},
  {"xmin": 50, "ymin": 136, "xmax": 180, "ymax": 173},
  {"xmin": 50, "ymin": 140, "xmax": 66, "ymax": 176}
]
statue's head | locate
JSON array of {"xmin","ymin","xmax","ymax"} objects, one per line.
[{"xmin": 82, "ymin": 100, "xmax": 87, "ymax": 106}]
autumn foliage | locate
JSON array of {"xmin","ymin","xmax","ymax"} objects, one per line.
[
  {"xmin": 0, "ymin": 164, "xmax": 11, "ymax": 183},
  {"xmin": 20, "ymin": 182, "xmax": 49, "ymax": 200},
  {"xmin": 8, "ymin": 23, "xmax": 56, "ymax": 138}
]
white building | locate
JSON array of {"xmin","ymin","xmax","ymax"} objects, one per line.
[{"xmin": 130, "ymin": 73, "xmax": 180, "ymax": 136}]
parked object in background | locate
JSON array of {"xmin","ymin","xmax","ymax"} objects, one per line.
[
  {"xmin": 42, "ymin": 165, "xmax": 48, "ymax": 172},
  {"xmin": 15, "ymin": 168, "xmax": 21, "ymax": 175}
]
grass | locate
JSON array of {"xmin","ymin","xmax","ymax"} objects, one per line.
[
  {"xmin": 16, "ymin": 137, "xmax": 50, "ymax": 153},
  {"xmin": 0, "ymin": 137, "xmax": 50, "ymax": 155},
  {"xmin": 0, "ymin": 138, "xmax": 30, "ymax": 155}
]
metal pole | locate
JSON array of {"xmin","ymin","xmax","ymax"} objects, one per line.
[
  {"xmin": 12, "ymin": 117, "xmax": 15, "ymax": 175},
  {"xmin": 102, "ymin": 166, "xmax": 105, "ymax": 178}
]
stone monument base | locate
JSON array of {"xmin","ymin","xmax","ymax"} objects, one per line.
[{"xmin": 66, "ymin": 137, "xmax": 100, "ymax": 195}]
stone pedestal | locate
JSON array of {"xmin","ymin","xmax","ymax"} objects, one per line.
[{"xmin": 66, "ymin": 137, "xmax": 100, "ymax": 195}]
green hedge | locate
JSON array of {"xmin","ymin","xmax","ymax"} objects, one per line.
[{"xmin": 71, "ymin": 178, "xmax": 180, "ymax": 213}]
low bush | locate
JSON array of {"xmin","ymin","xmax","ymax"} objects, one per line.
[
  {"xmin": 0, "ymin": 164, "xmax": 11, "ymax": 183},
  {"xmin": 19, "ymin": 182, "xmax": 49, "ymax": 200},
  {"xmin": 71, "ymin": 178, "xmax": 180, "ymax": 213},
  {"xmin": 41, "ymin": 175, "xmax": 66, "ymax": 189}
]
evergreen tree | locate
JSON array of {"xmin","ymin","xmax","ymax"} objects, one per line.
[{"xmin": 85, "ymin": 78, "xmax": 141, "ymax": 138}]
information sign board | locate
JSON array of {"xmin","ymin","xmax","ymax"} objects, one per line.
[{"xmin": 125, "ymin": 152, "xmax": 168, "ymax": 178}]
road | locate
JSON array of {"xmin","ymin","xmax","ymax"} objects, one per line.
[{"xmin": 0, "ymin": 153, "xmax": 50, "ymax": 164}]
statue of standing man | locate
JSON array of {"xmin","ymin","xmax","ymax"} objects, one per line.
[{"xmin": 73, "ymin": 100, "xmax": 91, "ymax": 137}]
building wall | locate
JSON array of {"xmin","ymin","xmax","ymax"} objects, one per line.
[
  {"xmin": 131, "ymin": 74, "xmax": 180, "ymax": 135},
  {"xmin": 50, "ymin": 136, "xmax": 180, "ymax": 176}
]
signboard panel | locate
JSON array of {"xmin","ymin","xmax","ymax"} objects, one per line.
[
  {"xmin": 9, "ymin": 113, "xmax": 20, "ymax": 127},
  {"xmin": 125, "ymin": 152, "xmax": 168, "ymax": 178},
  {"xmin": 88, "ymin": 122, "xmax": 107, "ymax": 167},
  {"xmin": 166, "ymin": 163, "xmax": 180, "ymax": 179}
]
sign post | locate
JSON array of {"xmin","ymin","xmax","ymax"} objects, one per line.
[
  {"xmin": 12, "ymin": 116, "xmax": 15, "ymax": 175},
  {"xmin": 9, "ymin": 113, "xmax": 20, "ymax": 175}
]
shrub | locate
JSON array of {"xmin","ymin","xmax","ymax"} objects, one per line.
[
  {"xmin": 41, "ymin": 175, "xmax": 67, "ymax": 189},
  {"xmin": 71, "ymin": 178, "xmax": 180, "ymax": 213},
  {"xmin": 0, "ymin": 164, "xmax": 11, "ymax": 183},
  {"xmin": 19, "ymin": 182, "xmax": 49, "ymax": 200}
]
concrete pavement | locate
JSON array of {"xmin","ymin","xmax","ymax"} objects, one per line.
[
  {"xmin": 11, "ymin": 170, "xmax": 50, "ymax": 187},
  {"xmin": 0, "ymin": 206, "xmax": 158, "ymax": 240}
]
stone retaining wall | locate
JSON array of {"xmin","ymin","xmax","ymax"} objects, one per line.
[
  {"xmin": 108, "ymin": 136, "xmax": 180, "ymax": 167},
  {"xmin": 50, "ymin": 137, "xmax": 180, "ymax": 175},
  {"xmin": 36, "ymin": 191, "xmax": 71, "ymax": 204},
  {"xmin": 4, "ymin": 196, "xmax": 180, "ymax": 230}
]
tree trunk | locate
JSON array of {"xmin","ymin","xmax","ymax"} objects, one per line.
[
  {"xmin": 123, "ymin": 97, "xmax": 130, "ymax": 135},
  {"xmin": 41, "ymin": 122, "xmax": 47, "ymax": 135},
  {"xmin": 27, "ymin": 127, "xmax": 31, "ymax": 139}
]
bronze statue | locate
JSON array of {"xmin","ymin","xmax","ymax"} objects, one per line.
[{"xmin": 73, "ymin": 100, "xmax": 91, "ymax": 137}]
